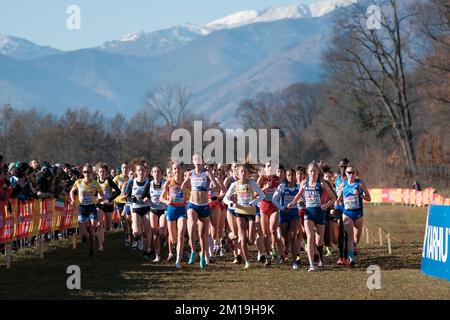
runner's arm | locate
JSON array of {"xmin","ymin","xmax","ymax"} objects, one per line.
[
  {"xmin": 249, "ymin": 179, "xmax": 265, "ymax": 207},
  {"xmin": 271, "ymin": 184, "xmax": 285, "ymax": 211}
]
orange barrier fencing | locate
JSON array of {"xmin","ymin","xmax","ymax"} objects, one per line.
[
  {"xmin": 0, "ymin": 198, "xmax": 79, "ymax": 244},
  {"xmin": 366, "ymin": 188, "xmax": 450, "ymax": 207}
]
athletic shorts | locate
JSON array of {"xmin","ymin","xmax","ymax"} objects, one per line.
[
  {"xmin": 227, "ymin": 208, "xmax": 236, "ymax": 217},
  {"xmin": 236, "ymin": 213, "xmax": 255, "ymax": 221},
  {"xmin": 166, "ymin": 205, "xmax": 187, "ymax": 221},
  {"xmin": 343, "ymin": 209, "xmax": 363, "ymax": 222},
  {"xmin": 116, "ymin": 203, "xmax": 125, "ymax": 212},
  {"xmin": 279, "ymin": 209, "xmax": 299, "ymax": 224},
  {"xmin": 304, "ymin": 207, "xmax": 326, "ymax": 225},
  {"xmin": 132, "ymin": 206, "xmax": 150, "ymax": 217},
  {"xmin": 124, "ymin": 204, "xmax": 131, "ymax": 216},
  {"xmin": 209, "ymin": 200, "xmax": 221, "ymax": 211},
  {"xmin": 335, "ymin": 204, "xmax": 345, "ymax": 213},
  {"xmin": 150, "ymin": 208, "xmax": 166, "ymax": 217},
  {"xmin": 97, "ymin": 203, "xmax": 114, "ymax": 213},
  {"xmin": 78, "ymin": 204, "xmax": 97, "ymax": 223},
  {"xmin": 326, "ymin": 211, "xmax": 338, "ymax": 223},
  {"xmin": 187, "ymin": 202, "xmax": 210, "ymax": 218},
  {"xmin": 260, "ymin": 200, "xmax": 277, "ymax": 216}
]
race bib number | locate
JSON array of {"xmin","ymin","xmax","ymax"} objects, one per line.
[
  {"xmin": 305, "ymin": 192, "xmax": 321, "ymax": 208},
  {"xmin": 237, "ymin": 193, "xmax": 252, "ymax": 206},
  {"xmin": 171, "ymin": 191, "xmax": 184, "ymax": 203},
  {"xmin": 265, "ymin": 191, "xmax": 274, "ymax": 201},
  {"xmin": 344, "ymin": 195, "xmax": 360, "ymax": 210},
  {"xmin": 81, "ymin": 193, "xmax": 93, "ymax": 204}
]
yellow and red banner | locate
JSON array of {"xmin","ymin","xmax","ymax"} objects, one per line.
[
  {"xmin": 0, "ymin": 197, "xmax": 84, "ymax": 244},
  {"xmin": 366, "ymin": 187, "xmax": 450, "ymax": 207}
]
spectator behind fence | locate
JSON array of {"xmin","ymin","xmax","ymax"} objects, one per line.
[
  {"xmin": 35, "ymin": 162, "xmax": 54, "ymax": 199},
  {"xmin": 412, "ymin": 180, "xmax": 421, "ymax": 191}
]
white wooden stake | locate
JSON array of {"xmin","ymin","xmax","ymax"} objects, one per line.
[
  {"xmin": 72, "ymin": 233, "xmax": 77, "ymax": 251},
  {"xmin": 386, "ymin": 233, "xmax": 392, "ymax": 254},
  {"xmin": 378, "ymin": 227, "xmax": 383, "ymax": 246},
  {"xmin": 6, "ymin": 243, "xmax": 11, "ymax": 269},
  {"xmin": 365, "ymin": 227, "xmax": 369, "ymax": 244}
]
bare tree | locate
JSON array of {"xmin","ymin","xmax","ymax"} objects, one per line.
[
  {"xmin": 325, "ymin": 0, "xmax": 418, "ymax": 175},
  {"xmin": 146, "ymin": 83, "xmax": 192, "ymax": 129}
]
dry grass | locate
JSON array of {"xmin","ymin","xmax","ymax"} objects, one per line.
[{"xmin": 1, "ymin": 205, "xmax": 449, "ymax": 300}]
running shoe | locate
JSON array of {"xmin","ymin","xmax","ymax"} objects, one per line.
[
  {"xmin": 318, "ymin": 260, "xmax": 324, "ymax": 268},
  {"xmin": 265, "ymin": 258, "xmax": 272, "ymax": 267},
  {"xmin": 296, "ymin": 256, "xmax": 302, "ymax": 265},
  {"xmin": 271, "ymin": 248, "xmax": 279, "ymax": 260},
  {"xmin": 153, "ymin": 255, "xmax": 161, "ymax": 262},
  {"xmin": 138, "ymin": 240, "xmax": 143, "ymax": 251},
  {"xmin": 292, "ymin": 263, "xmax": 299, "ymax": 270},
  {"xmin": 142, "ymin": 252, "xmax": 149, "ymax": 260},
  {"xmin": 209, "ymin": 256, "xmax": 215, "ymax": 264},
  {"xmin": 98, "ymin": 246, "xmax": 104, "ymax": 252},
  {"xmin": 167, "ymin": 253, "xmax": 174, "ymax": 261},
  {"xmin": 125, "ymin": 238, "xmax": 130, "ymax": 247},
  {"xmin": 175, "ymin": 262, "xmax": 182, "ymax": 269},
  {"xmin": 188, "ymin": 251, "xmax": 197, "ymax": 265},
  {"xmin": 343, "ymin": 258, "xmax": 351, "ymax": 266},
  {"xmin": 259, "ymin": 255, "xmax": 266, "ymax": 263},
  {"xmin": 244, "ymin": 261, "xmax": 251, "ymax": 270},
  {"xmin": 278, "ymin": 257, "xmax": 285, "ymax": 264},
  {"xmin": 308, "ymin": 265, "xmax": 318, "ymax": 272},
  {"xmin": 220, "ymin": 247, "xmax": 225, "ymax": 257},
  {"xmin": 257, "ymin": 251, "xmax": 261, "ymax": 262},
  {"xmin": 131, "ymin": 241, "xmax": 138, "ymax": 249},
  {"xmin": 325, "ymin": 246, "xmax": 333, "ymax": 257},
  {"xmin": 232, "ymin": 257, "xmax": 239, "ymax": 264},
  {"xmin": 337, "ymin": 257, "xmax": 344, "ymax": 265},
  {"xmin": 200, "ymin": 255, "xmax": 207, "ymax": 269}
]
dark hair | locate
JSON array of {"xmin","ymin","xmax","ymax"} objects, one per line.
[
  {"xmin": 295, "ymin": 165, "xmax": 306, "ymax": 174},
  {"xmin": 278, "ymin": 164, "xmax": 285, "ymax": 171},
  {"xmin": 319, "ymin": 162, "xmax": 331, "ymax": 174},
  {"xmin": 338, "ymin": 158, "xmax": 350, "ymax": 165}
]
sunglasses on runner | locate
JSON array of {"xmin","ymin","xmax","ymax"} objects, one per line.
[{"xmin": 346, "ymin": 171, "xmax": 355, "ymax": 175}]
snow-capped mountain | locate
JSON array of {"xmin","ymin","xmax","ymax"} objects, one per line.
[
  {"xmin": 204, "ymin": 0, "xmax": 357, "ymax": 31},
  {"xmin": 101, "ymin": 0, "xmax": 357, "ymax": 58},
  {"xmin": 0, "ymin": 35, "xmax": 61, "ymax": 60},
  {"xmin": 100, "ymin": 26, "xmax": 205, "ymax": 58},
  {"xmin": 0, "ymin": 0, "xmax": 365, "ymax": 125}
]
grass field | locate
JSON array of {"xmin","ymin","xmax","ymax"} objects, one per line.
[{"xmin": 1, "ymin": 205, "xmax": 449, "ymax": 300}]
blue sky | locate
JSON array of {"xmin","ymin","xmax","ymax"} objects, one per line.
[{"xmin": 0, "ymin": 0, "xmax": 317, "ymax": 50}]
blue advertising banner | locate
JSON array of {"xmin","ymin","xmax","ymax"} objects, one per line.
[{"xmin": 421, "ymin": 205, "xmax": 450, "ymax": 281}]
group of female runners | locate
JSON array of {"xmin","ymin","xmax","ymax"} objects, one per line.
[{"xmin": 69, "ymin": 156, "xmax": 371, "ymax": 271}]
